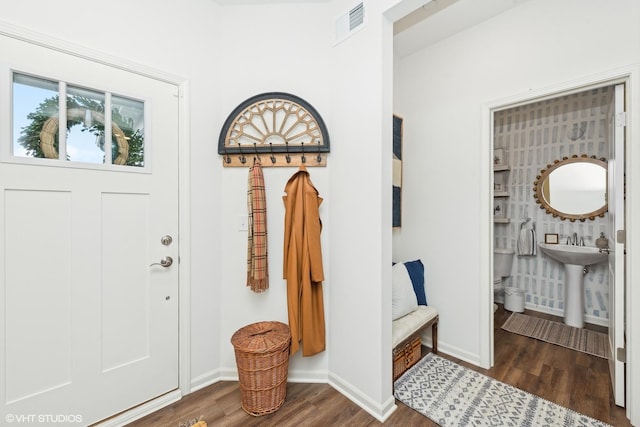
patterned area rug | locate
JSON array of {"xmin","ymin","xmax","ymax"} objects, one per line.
[
  {"xmin": 394, "ymin": 353, "xmax": 612, "ymax": 426},
  {"xmin": 502, "ymin": 312, "xmax": 611, "ymax": 359}
]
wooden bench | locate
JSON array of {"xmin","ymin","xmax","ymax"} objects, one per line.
[{"xmin": 392, "ymin": 305, "xmax": 438, "ymax": 381}]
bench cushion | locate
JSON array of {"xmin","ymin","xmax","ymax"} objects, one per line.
[{"xmin": 392, "ymin": 305, "xmax": 438, "ymax": 348}]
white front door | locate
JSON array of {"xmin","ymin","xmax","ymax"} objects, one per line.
[
  {"xmin": 607, "ymin": 83, "xmax": 626, "ymax": 407},
  {"xmin": 0, "ymin": 34, "xmax": 179, "ymax": 425}
]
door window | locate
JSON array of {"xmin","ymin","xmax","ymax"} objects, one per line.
[{"xmin": 12, "ymin": 72, "xmax": 145, "ymax": 167}]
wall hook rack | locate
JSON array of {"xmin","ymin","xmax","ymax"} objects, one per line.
[{"xmin": 217, "ymin": 92, "xmax": 330, "ymax": 167}]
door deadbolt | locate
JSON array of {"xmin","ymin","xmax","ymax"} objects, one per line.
[{"xmin": 161, "ymin": 235, "xmax": 173, "ymax": 246}]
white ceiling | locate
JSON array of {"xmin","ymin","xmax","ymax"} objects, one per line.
[
  {"xmin": 215, "ymin": 0, "xmax": 330, "ymax": 4},
  {"xmin": 212, "ymin": 0, "xmax": 528, "ymax": 58},
  {"xmin": 394, "ymin": 0, "xmax": 530, "ymax": 58}
]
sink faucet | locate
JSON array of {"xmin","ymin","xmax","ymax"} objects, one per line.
[{"xmin": 572, "ymin": 232, "xmax": 578, "ymax": 245}]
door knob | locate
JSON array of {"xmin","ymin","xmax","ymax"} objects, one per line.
[{"xmin": 150, "ymin": 256, "xmax": 173, "ymax": 268}]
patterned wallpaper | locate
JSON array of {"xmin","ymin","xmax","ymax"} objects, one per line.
[{"xmin": 493, "ymin": 86, "xmax": 613, "ymax": 325}]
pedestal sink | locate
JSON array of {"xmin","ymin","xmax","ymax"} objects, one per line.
[{"xmin": 538, "ymin": 243, "xmax": 608, "ymax": 328}]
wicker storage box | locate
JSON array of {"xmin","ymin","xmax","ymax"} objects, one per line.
[
  {"xmin": 393, "ymin": 335, "xmax": 422, "ymax": 380},
  {"xmin": 231, "ymin": 321, "xmax": 291, "ymax": 416}
]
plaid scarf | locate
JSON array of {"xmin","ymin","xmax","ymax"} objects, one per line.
[{"xmin": 247, "ymin": 159, "xmax": 269, "ymax": 292}]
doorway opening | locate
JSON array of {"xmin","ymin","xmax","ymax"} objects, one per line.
[{"xmin": 490, "ymin": 80, "xmax": 627, "ymax": 410}]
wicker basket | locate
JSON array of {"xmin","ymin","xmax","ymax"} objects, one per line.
[
  {"xmin": 231, "ymin": 321, "xmax": 291, "ymax": 416},
  {"xmin": 393, "ymin": 335, "xmax": 422, "ymax": 380}
]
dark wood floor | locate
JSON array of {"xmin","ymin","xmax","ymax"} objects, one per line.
[{"xmin": 127, "ymin": 305, "xmax": 631, "ymax": 426}]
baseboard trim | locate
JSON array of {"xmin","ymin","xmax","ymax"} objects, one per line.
[
  {"xmin": 122, "ymin": 363, "xmax": 466, "ymax": 425},
  {"xmin": 328, "ymin": 371, "xmax": 397, "ymax": 422},
  {"xmin": 190, "ymin": 368, "xmax": 222, "ymax": 393},
  {"xmin": 287, "ymin": 369, "xmax": 329, "ymax": 383},
  {"xmin": 434, "ymin": 342, "xmax": 481, "ymax": 367},
  {"xmin": 219, "ymin": 366, "xmax": 329, "ymax": 383},
  {"xmin": 495, "ymin": 299, "xmax": 609, "ymax": 328},
  {"xmin": 217, "ymin": 366, "xmax": 396, "ymax": 422},
  {"xmin": 517, "ymin": 304, "xmax": 609, "ymax": 328},
  {"xmin": 95, "ymin": 389, "xmax": 182, "ymax": 427}
]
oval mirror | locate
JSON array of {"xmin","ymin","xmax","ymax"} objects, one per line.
[{"xmin": 533, "ymin": 155, "xmax": 607, "ymax": 222}]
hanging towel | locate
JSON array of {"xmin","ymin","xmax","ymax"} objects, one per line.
[
  {"xmin": 247, "ymin": 159, "xmax": 269, "ymax": 292},
  {"xmin": 517, "ymin": 219, "xmax": 537, "ymax": 256}
]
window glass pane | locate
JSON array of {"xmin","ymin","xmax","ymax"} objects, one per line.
[
  {"xmin": 12, "ymin": 73, "xmax": 145, "ymax": 168},
  {"xmin": 112, "ymin": 95, "xmax": 144, "ymax": 167},
  {"xmin": 66, "ymin": 86, "xmax": 106, "ymax": 164},
  {"xmin": 13, "ymin": 74, "xmax": 59, "ymax": 159}
]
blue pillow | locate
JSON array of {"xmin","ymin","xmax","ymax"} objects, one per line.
[{"xmin": 403, "ymin": 259, "xmax": 427, "ymax": 306}]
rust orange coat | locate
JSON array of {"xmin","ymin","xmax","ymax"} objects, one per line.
[{"xmin": 283, "ymin": 166, "xmax": 325, "ymax": 356}]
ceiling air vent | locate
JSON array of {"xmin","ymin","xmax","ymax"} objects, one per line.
[
  {"xmin": 349, "ymin": 2, "xmax": 364, "ymax": 30},
  {"xmin": 334, "ymin": 2, "xmax": 366, "ymax": 45}
]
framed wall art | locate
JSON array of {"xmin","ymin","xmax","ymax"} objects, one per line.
[
  {"xmin": 393, "ymin": 114, "xmax": 403, "ymax": 228},
  {"xmin": 544, "ymin": 233, "xmax": 559, "ymax": 244}
]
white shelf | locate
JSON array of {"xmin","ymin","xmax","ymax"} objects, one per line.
[
  {"xmin": 494, "ymin": 218, "xmax": 510, "ymax": 224},
  {"xmin": 494, "ymin": 164, "xmax": 510, "ymax": 197}
]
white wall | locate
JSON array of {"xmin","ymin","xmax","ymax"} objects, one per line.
[
  {"xmin": 215, "ymin": 2, "xmax": 332, "ymax": 379},
  {"xmin": 218, "ymin": 1, "xmax": 397, "ymax": 418},
  {"xmin": 393, "ymin": 0, "xmax": 640, "ymax": 366},
  {"xmin": 494, "ymin": 89, "xmax": 611, "ymax": 325},
  {"xmin": 0, "ymin": 0, "xmax": 226, "ymax": 391},
  {"xmin": 326, "ymin": 0, "xmax": 394, "ymax": 417},
  {"xmin": 0, "ymin": 0, "xmax": 397, "ymax": 420},
  {"xmin": 5, "ymin": 0, "xmax": 640, "ymax": 423},
  {"xmin": 208, "ymin": 0, "xmax": 396, "ymax": 418}
]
